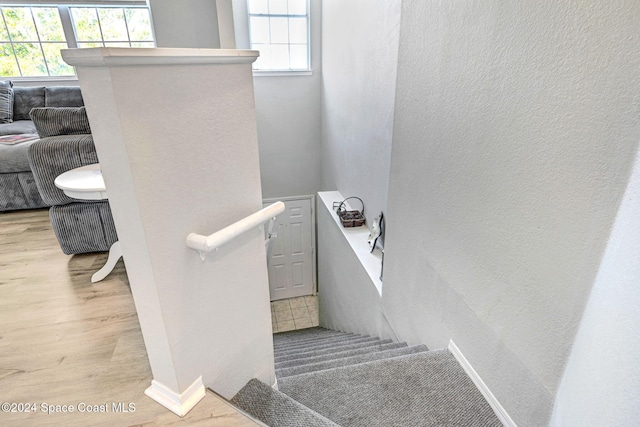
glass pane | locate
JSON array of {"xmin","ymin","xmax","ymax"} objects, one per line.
[
  {"xmin": 33, "ymin": 7, "xmax": 65, "ymax": 42},
  {"xmin": 252, "ymin": 43, "xmax": 271, "ymax": 69},
  {"xmin": 131, "ymin": 41, "xmax": 155, "ymax": 48},
  {"xmin": 0, "ymin": 43, "xmax": 20, "ymax": 76},
  {"xmin": 98, "ymin": 8, "xmax": 128, "ymax": 41},
  {"xmin": 13, "ymin": 42, "xmax": 47, "ymax": 76},
  {"xmin": 288, "ymin": 0, "xmax": 307, "ymax": 15},
  {"xmin": 248, "ymin": 0, "xmax": 268, "ymax": 14},
  {"xmin": 72, "ymin": 8, "xmax": 102, "ymax": 41},
  {"xmin": 290, "ymin": 44, "xmax": 307, "ymax": 69},
  {"xmin": 104, "ymin": 41, "xmax": 130, "ymax": 47},
  {"xmin": 270, "ymin": 17, "xmax": 288, "ymax": 44},
  {"xmin": 125, "ymin": 9, "xmax": 153, "ymax": 41},
  {"xmin": 288, "ymin": 17, "xmax": 306, "ymax": 44},
  {"xmin": 42, "ymin": 42, "xmax": 74, "ymax": 76},
  {"xmin": 271, "ymin": 44, "xmax": 289, "ymax": 69},
  {"xmin": 0, "ymin": 15, "xmax": 11, "ymax": 41},
  {"xmin": 269, "ymin": 0, "xmax": 288, "ymax": 14},
  {"xmin": 3, "ymin": 7, "xmax": 38, "ymax": 41},
  {"xmin": 250, "ymin": 17, "xmax": 270, "ymax": 44},
  {"xmin": 78, "ymin": 42, "xmax": 103, "ymax": 48}
]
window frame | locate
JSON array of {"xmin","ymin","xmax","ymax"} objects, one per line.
[
  {"xmin": 69, "ymin": 5, "xmax": 155, "ymax": 49},
  {"xmin": 0, "ymin": 3, "xmax": 154, "ymax": 81},
  {"xmin": 247, "ymin": 0, "xmax": 311, "ymax": 75}
]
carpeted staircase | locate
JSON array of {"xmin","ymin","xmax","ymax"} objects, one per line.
[{"xmin": 231, "ymin": 327, "xmax": 502, "ymax": 427}]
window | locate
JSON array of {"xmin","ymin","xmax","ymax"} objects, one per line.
[
  {"xmin": 1, "ymin": 6, "xmax": 73, "ymax": 77},
  {"xmin": 248, "ymin": 0, "xmax": 309, "ymax": 71},
  {"xmin": 1, "ymin": 4, "xmax": 154, "ymax": 78},
  {"xmin": 70, "ymin": 7, "xmax": 154, "ymax": 48}
]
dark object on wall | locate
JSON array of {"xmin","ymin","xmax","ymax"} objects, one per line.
[
  {"xmin": 333, "ymin": 196, "xmax": 365, "ymax": 228},
  {"xmin": 368, "ymin": 211, "xmax": 384, "ymax": 252}
]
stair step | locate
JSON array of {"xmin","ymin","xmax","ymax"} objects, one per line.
[
  {"xmin": 274, "ymin": 332, "xmax": 360, "ymax": 351},
  {"xmin": 276, "ymin": 344, "xmax": 430, "ymax": 378},
  {"xmin": 274, "ymin": 328, "xmax": 352, "ymax": 345},
  {"xmin": 275, "ymin": 338, "xmax": 396, "ymax": 363},
  {"xmin": 275, "ymin": 336, "xmax": 382, "ymax": 357},
  {"xmin": 276, "ymin": 341, "xmax": 408, "ymax": 370},
  {"xmin": 275, "ymin": 337, "xmax": 385, "ymax": 360},
  {"xmin": 230, "ymin": 378, "xmax": 339, "ymax": 427},
  {"xmin": 273, "ymin": 327, "xmax": 346, "ymax": 345},
  {"xmin": 278, "ymin": 349, "xmax": 502, "ymax": 427}
]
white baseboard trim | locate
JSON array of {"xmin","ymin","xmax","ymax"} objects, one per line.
[
  {"xmin": 144, "ymin": 376, "xmax": 206, "ymax": 417},
  {"xmin": 272, "ymin": 377, "xmax": 279, "ymax": 390},
  {"xmin": 448, "ymin": 340, "xmax": 517, "ymax": 427}
]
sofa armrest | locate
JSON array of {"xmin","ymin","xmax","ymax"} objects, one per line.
[{"xmin": 28, "ymin": 134, "xmax": 98, "ymax": 205}]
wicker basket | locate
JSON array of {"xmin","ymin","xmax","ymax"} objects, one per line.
[{"xmin": 333, "ymin": 197, "xmax": 365, "ymax": 228}]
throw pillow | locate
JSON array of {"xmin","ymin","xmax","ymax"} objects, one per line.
[
  {"xmin": 0, "ymin": 80, "xmax": 14, "ymax": 124},
  {"xmin": 13, "ymin": 86, "xmax": 45, "ymax": 120},
  {"xmin": 30, "ymin": 106, "xmax": 91, "ymax": 138}
]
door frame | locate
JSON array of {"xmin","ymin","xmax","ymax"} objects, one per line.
[{"xmin": 263, "ymin": 194, "xmax": 317, "ymax": 296}]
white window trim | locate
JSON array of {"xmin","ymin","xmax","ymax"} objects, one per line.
[
  {"xmin": 252, "ymin": 69, "xmax": 312, "ymax": 77},
  {"xmin": 5, "ymin": 1, "xmax": 147, "ymax": 5}
]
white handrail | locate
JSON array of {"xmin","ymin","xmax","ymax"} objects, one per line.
[{"xmin": 187, "ymin": 201, "xmax": 286, "ymax": 254}]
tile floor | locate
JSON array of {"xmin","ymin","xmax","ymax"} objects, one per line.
[{"xmin": 271, "ymin": 295, "xmax": 319, "ymax": 333}]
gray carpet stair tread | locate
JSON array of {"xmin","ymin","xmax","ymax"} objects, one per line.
[
  {"xmin": 275, "ymin": 336, "xmax": 383, "ymax": 357},
  {"xmin": 274, "ymin": 334, "xmax": 368, "ymax": 351},
  {"xmin": 273, "ymin": 331, "xmax": 357, "ymax": 348},
  {"xmin": 274, "ymin": 335, "xmax": 364, "ymax": 354},
  {"xmin": 276, "ymin": 341, "xmax": 408, "ymax": 369},
  {"xmin": 275, "ymin": 338, "xmax": 388, "ymax": 362},
  {"xmin": 230, "ymin": 378, "xmax": 340, "ymax": 427},
  {"xmin": 274, "ymin": 335, "xmax": 363, "ymax": 353},
  {"xmin": 273, "ymin": 327, "xmax": 346, "ymax": 344},
  {"xmin": 275, "ymin": 337, "xmax": 382, "ymax": 357},
  {"xmin": 276, "ymin": 345, "xmax": 430, "ymax": 378},
  {"xmin": 275, "ymin": 339, "xmax": 397, "ymax": 364},
  {"xmin": 274, "ymin": 333, "xmax": 360, "ymax": 351},
  {"xmin": 279, "ymin": 349, "xmax": 502, "ymax": 427}
]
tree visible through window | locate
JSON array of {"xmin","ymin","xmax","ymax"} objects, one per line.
[
  {"xmin": 1, "ymin": 5, "xmax": 154, "ymax": 78},
  {"xmin": 1, "ymin": 7, "xmax": 73, "ymax": 77},
  {"xmin": 248, "ymin": 0, "xmax": 309, "ymax": 71},
  {"xmin": 71, "ymin": 7, "xmax": 154, "ymax": 48}
]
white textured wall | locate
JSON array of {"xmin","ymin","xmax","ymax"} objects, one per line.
[
  {"xmin": 148, "ymin": 0, "xmax": 221, "ymax": 48},
  {"xmin": 550, "ymin": 148, "xmax": 640, "ymax": 426},
  {"xmin": 316, "ymin": 192, "xmax": 395, "ymax": 340},
  {"xmin": 234, "ymin": 0, "xmax": 323, "ymax": 199},
  {"xmin": 254, "ymin": 76, "xmax": 322, "ymax": 199},
  {"xmin": 320, "ymin": 0, "xmax": 401, "ymax": 224},
  {"xmin": 383, "ymin": 1, "xmax": 640, "ymax": 425}
]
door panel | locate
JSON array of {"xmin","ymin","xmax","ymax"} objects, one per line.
[{"xmin": 264, "ymin": 197, "xmax": 314, "ymax": 301}]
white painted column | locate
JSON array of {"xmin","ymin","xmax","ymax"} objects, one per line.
[{"xmin": 62, "ymin": 48, "xmax": 274, "ymax": 415}]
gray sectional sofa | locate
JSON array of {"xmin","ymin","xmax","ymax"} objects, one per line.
[
  {"xmin": 1, "ymin": 82, "xmax": 118, "ymax": 254},
  {"xmin": 27, "ymin": 106, "xmax": 118, "ymax": 254},
  {"xmin": 0, "ymin": 83, "xmax": 84, "ymax": 211}
]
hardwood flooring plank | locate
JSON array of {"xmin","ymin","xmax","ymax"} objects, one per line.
[{"xmin": 0, "ymin": 209, "xmax": 260, "ymax": 426}]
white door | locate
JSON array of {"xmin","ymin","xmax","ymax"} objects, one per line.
[{"xmin": 263, "ymin": 196, "xmax": 315, "ymax": 301}]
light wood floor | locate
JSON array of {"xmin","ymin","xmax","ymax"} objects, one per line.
[{"xmin": 0, "ymin": 209, "xmax": 261, "ymax": 427}]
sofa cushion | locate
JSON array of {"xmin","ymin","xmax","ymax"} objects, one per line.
[
  {"xmin": 0, "ymin": 120, "xmax": 37, "ymax": 136},
  {"xmin": 0, "ymin": 171, "xmax": 48, "ymax": 211},
  {"xmin": 0, "ymin": 80, "xmax": 13, "ymax": 124},
  {"xmin": 30, "ymin": 107, "xmax": 91, "ymax": 138},
  {"xmin": 28, "ymin": 134, "xmax": 98, "ymax": 206},
  {"xmin": 13, "ymin": 86, "xmax": 45, "ymax": 120},
  {"xmin": 45, "ymin": 86, "xmax": 84, "ymax": 108},
  {"xmin": 0, "ymin": 137, "xmax": 39, "ymax": 173}
]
